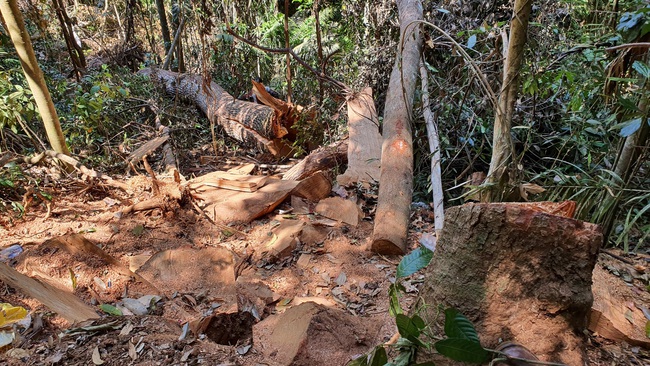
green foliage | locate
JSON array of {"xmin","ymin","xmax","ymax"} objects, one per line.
[
  {"xmin": 0, "ymin": 54, "xmax": 37, "ymax": 135},
  {"xmin": 396, "ymin": 247, "xmax": 433, "ymax": 278}
]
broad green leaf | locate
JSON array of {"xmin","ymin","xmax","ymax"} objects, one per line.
[
  {"xmin": 434, "ymin": 338, "xmax": 490, "ymax": 363},
  {"xmin": 100, "ymin": 304, "xmax": 122, "ymax": 316},
  {"xmin": 645, "ymin": 320, "xmax": 650, "ymax": 338},
  {"xmin": 633, "ymin": 61, "xmax": 650, "ymax": 79},
  {"xmin": 368, "ymin": 346, "xmax": 388, "ymax": 366},
  {"xmin": 396, "ymin": 247, "xmax": 433, "ymax": 278},
  {"xmin": 396, "ymin": 314, "xmax": 421, "ymax": 339},
  {"xmin": 616, "ymin": 118, "xmax": 642, "ymax": 137},
  {"xmin": 347, "ymin": 354, "xmax": 368, "ymax": 366},
  {"xmin": 443, "ymin": 308, "xmax": 480, "ymax": 343}
]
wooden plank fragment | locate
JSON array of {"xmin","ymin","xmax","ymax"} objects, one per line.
[
  {"xmin": 315, "ymin": 197, "xmax": 360, "ymax": 226},
  {"xmin": 291, "ymin": 171, "xmax": 331, "ymax": 201},
  {"xmin": 188, "ymin": 171, "xmax": 268, "ymax": 192},
  {"xmin": 260, "ymin": 217, "xmax": 305, "ymax": 260},
  {"xmin": 337, "ymin": 87, "xmax": 382, "ymax": 186},
  {"xmin": 193, "ymin": 178, "xmax": 298, "ymax": 224},
  {"xmin": 589, "ymin": 264, "xmax": 650, "ymax": 348},
  {"xmin": 0, "ymin": 262, "xmax": 99, "ymax": 323}
]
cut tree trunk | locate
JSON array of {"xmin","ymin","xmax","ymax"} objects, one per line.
[
  {"xmin": 336, "ymin": 87, "xmax": 382, "ymax": 186},
  {"xmin": 371, "ymin": 0, "xmax": 423, "ymax": 254},
  {"xmin": 416, "ymin": 203, "xmax": 602, "ymax": 365},
  {"xmin": 139, "ymin": 68, "xmax": 292, "ymax": 155}
]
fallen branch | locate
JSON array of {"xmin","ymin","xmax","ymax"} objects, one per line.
[
  {"xmin": 420, "ymin": 58, "xmax": 444, "ymax": 233},
  {"xmin": 42, "ymin": 150, "xmax": 130, "ymax": 191}
]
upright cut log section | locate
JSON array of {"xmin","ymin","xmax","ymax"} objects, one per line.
[
  {"xmin": 417, "ymin": 203, "xmax": 602, "ymax": 365},
  {"xmin": 139, "ymin": 68, "xmax": 290, "ymax": 155},
  {"xmin": 371, "ymin": 0, "xmax": 423, "ymax": 254}
]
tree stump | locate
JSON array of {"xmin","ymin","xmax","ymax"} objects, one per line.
[{"xmin": 417, "ymin": 203, "xmax": 602, "ymax": 365}]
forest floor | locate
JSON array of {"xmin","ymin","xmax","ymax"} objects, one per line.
[{"xmin": 0, "ymin": 155, "xmax": 649, "ymax": 365}]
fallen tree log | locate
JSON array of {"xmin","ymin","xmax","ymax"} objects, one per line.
[
  {"xmin": 282, "ymin": 139, "xmax": 348, "ymax": 181},
  {"xmin": 139, "ymin": 68, "xmax": 293, "ymax": 155},
  {"xmin": 417, "ymin": 203, "xmax": 602, "ymax": 365},
  {"xmin": 371, "ymin": 0, "xmax": 423, "ymax": 254}
]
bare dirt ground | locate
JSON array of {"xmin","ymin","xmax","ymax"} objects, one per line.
[{"xmin": 0, "ymin": 163, "xmax": 649, "ymax": 365}]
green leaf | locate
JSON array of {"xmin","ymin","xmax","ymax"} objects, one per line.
[
  {"xmin": 615, "ymin": 118, "xmax": 643, "ymax": 137},
  {"xmin": 434, "ymin": 338, "xmax": 490, "ymax": 363},
  {"xmin": 396, "ymin": 246, "xmax": 433, "ymax": 278},
  {"xmin": 645, "ymin": 320, "xmax": 650, "ymax": 338},
  {"xmin": 443, "ymin": 308, "xmax": 480, "ymax": 343},
  {"xmin": 347, "ymin": 355, "xmax": 368, "ymax": 366},
  {"xmin": 396, "ymin": 314, "xmax": 421, "ymax": 339},
  {"xmin": 368, "ymin": 346, "xmax": 388, "ymax": 366},
  {"xmin": 633, "ymin": 61, "xmax": 650, "ymax": 79},
  {"xmin": 467, "ymin": 34, "xmax": 477, "ymax": 49},
  {"xmin": 388, "ymin": 283, "xmax": 404, "ymax": 317},
  {"xmin": 100, "ymin": 304, "xmax": 122, "ymax": 316}
]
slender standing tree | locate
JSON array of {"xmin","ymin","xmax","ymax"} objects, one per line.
[
  {"xmin": 155, "ymin": 0, "xmax": 172, "ymax": 54},
  {"xmin": 484, "ymin": 0, "xmax": 532, "ymax": 201},
  {"xmin": 0, "ymin": 0, "xmax": 70, "ymax": 156}
]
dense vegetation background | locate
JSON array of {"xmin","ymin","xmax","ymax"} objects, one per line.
[{"xmin": 1, "ymin": 0, "xmax": 648, "ymax": 251}]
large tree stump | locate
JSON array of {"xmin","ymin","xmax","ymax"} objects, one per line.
[{"xmin": 417, "ymin": 203, "xmax": 602, "ymax": 365}]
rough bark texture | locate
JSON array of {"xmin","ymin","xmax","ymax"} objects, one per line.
[
  {"xmin": 417, "ymin": 203, "xmax": 602, "ymax": 365},
  {"xmin": 1, "ymin": 0, "xmax": 70, "ymax": 156},
  {"xmin": 155, "ymin": 0, "xmax": 171, "ymax": 53},
  {"xmin": 139, "ymin": 68, "xmax": 287, "ymax": 154},
  {"xmin": 485, "ymin": 0, "xmax": 532, "ymax": 200},
  {"xmin": 371, "ymin": 0, "xmax": 423, "ymax": 255}
]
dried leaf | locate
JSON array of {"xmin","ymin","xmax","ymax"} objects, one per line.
[
  {"xmin": 128, "ymin": 341, "xmax": 137, "ymax": 360},
  {"xmin": 92, "ymin": 346, "xmax": 104, "ymax": 365},
  {"xmin": 335, "ymin": 272, "xmax": 347, "ymax": 286},
  {"xmin": 119, "ymin": 322, "xmax": 134, "ymax": 336}
]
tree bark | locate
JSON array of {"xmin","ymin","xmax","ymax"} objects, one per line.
[
  {"xmin": 371, "ymin": 0, "xmax": 423, "ymax": 255},
  {"xmin": 155, "ymin": 0, "xmax": 172, "ymax": 54},
  {"xmin": 485, "ymin": 0, "xmax": 532, "ymax": 201},
  {"xmin": 0, "ymin": 0, "xmax": 70, "ymax": 156},
  {"xmin": 420, "ymin": 58, "xmax": 444, "ymax": 233},
  {"xmin": 283, "ymin": 139, "xmax": 348, "ymax": 181},
  {"xmin": 139, "ymin": 68, "xmax": 290, "ymax": 155},
  {"xmin": 417, "ymin": 203, "xmax": 602, "ymax": 365},
  {"xmin": 52, "ymin": 0, "xmax": 86, "ymax": 80}
]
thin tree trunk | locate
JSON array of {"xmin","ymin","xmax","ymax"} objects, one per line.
[
  {"xmin": 420, "ymin": 59, "xmax": 444, "ymax": 233},
  {"xmin": 155, "ymin": 0, "xmax": 171, "ymax": 53},
  {"xmin": 53, "ymin": 0, "xmax": 86, "ymax": 80},
  {"xmin": 485, "ymin": 0, "xmax": 532, "ymax": 201},
  {"xmin": 283, "ymin": 0, "xmax": 292, "ymax": 103},
  {"xmin": 0, "ymin": 0, "xmax": 70, "ymax": 156},
  {"xmin": 171, "ymin": 1, "xmax": 184, "ymax": 72},
  {"xmin": 371, "ymin": 0, "xmax": 423, "ymax": 255}
]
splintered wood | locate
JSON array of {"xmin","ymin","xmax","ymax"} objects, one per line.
[
  {"xmin": 188, "ymin": 171, "xmax": 268, "ymax": 192},
  {"xmin": 0, "ymin": 262, "xmax": 99, "ymax": 324}
]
